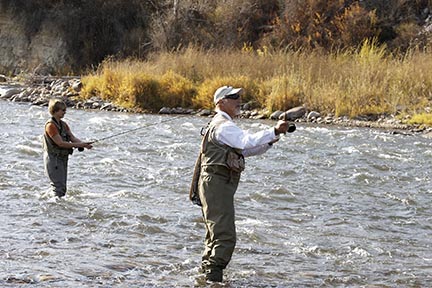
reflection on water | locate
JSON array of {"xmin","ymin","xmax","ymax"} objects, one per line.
[{"xmin": 0, "ymin": 101, "xmax": 431, "ymax": 287}]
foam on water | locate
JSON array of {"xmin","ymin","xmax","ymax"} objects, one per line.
[{"xmin": 1, "ymin": 101, "xmax": 432, "ymax": 287}]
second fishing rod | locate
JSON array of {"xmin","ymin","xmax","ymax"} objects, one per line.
[{"xmin": 77, "ymin": 115, "xmax": 183, "ymax": 151}]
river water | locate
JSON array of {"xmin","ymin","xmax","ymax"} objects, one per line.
[{"xmin": 0, "ymin": 101, "xmax": 431, "ymax": 287}]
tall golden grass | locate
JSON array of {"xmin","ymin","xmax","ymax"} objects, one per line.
[{"xmin": 81, "ymin": 41, "xmax": 432, "ymax": 124}]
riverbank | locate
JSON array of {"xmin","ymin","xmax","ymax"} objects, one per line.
[{"xmin": 1, "ymin": 75, "xmax": 431, "ymax": 137}]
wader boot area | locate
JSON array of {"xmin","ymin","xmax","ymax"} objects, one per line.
[
  {"xmin": 205, "ymin": 267, "xmax": 223, "ymax": 282},
  {"xmin": 199, "ymin": 166, "xmax": 240, "ymax": 283}
]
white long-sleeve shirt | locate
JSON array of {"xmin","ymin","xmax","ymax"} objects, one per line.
[{"xmin": 213, "ymin": 111, "xmax": 279, "ymax": 157}]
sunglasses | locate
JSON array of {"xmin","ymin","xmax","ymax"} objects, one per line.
[{"xmin": 223, "ymin": 93, "xmax": 240, "ymax": 100}]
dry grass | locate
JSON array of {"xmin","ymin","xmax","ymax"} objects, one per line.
[
  {"xmin": 81, "ymin": 42, "xmax": 432, "ymax": 125},
  {"xmin": 408, "ymin": 113, "xmax": 432, "ymax": 126}
]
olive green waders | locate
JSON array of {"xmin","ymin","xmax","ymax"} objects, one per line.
[
  {"xmin": 44, "ymin": 152, "xmax": 68, "ymax": 197},
  {"xmin": 199, "ymin": 165, "xmax": 240, "ymax": 278},
  {"xmin": 192, "ymin": 113, "xmax": 245, "ymax": 282},
  {"xmin": 42, "ymin": 118, "xmax": 72, "ymax": 197}
]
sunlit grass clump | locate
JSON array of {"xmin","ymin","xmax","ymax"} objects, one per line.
[
  {"xmin": 408, "ymin": 113, "xmax": 432, "ymax": 126},
  {"xmin": 81, "ymin": 41, "xmax": 432, "ymax": 125},
  {"xmin": 81, "ymin": 60, "xmax": 197, "ymax": 110}
]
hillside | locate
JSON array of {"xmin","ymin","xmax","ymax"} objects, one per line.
[{"xmin": 0, "ymin": 0, "xmax": 431, "ymax": 75}]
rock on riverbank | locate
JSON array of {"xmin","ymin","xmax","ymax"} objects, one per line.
[
  {"xmin": 1, "ymin": 75, "xmax": 431, "ymax": 137},
  {"xmin": 0, "ymin": 75, "xmax": 130, "ymax": 112}
]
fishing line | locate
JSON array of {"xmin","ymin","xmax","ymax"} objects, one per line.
[{"xmin": 92, "ymin": 115, "xmax": 184, "ymax": 143}]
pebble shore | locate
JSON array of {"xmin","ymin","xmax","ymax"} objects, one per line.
[{"xmin": 1, "ymin": 75, "xmax": 431, "ymax": 137}]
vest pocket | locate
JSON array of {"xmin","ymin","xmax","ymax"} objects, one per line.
[{"xmin": 226, "ymin": 151, "xmax": 245, "ymax": 173}]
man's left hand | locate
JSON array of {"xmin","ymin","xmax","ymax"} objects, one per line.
[{"xmin": 274, "ymin": 120, "xmax": 289, "ymax": 135}]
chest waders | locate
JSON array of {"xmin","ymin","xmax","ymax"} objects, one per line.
[
  {"xmin": 42, "ymin": 118, "xmax": 73, "ymax": 197},
  {"xmin": 197, "ymin": 114, "xmax": 244, "ymax": 281}
]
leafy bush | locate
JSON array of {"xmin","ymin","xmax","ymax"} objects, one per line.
[
  {"xmin": 264, "ymin": 0, "xmax": 378, "ymax": 50},
  {"xmin": 149, "ymin": 0, "xmax": 280, "ymax": 50}
]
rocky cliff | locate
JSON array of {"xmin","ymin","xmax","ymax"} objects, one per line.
[
  {"xmin": 0, "ymin": 12, "xmax": 68, "ymax": 75},
  {"xmin": 0, "ymin": 0, "xmax": 153, "ymax": 75}
]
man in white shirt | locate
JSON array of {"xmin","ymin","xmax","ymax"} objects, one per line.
[{"xmin": 196, "ymin": 85, "xmax": 289, "ymax": 282}]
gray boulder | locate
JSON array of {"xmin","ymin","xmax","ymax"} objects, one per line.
[
  {"xmin": 158, "ymin": 107, "xmax": 172, "ymax": 114},
  {"xmin": 279, "ymin": 106, "xmax": 306, "ymax": 121},
  {"xmin": 0, "ymin": 87, "xmax": 23, "ymax": 99},
  {"xmin": 307, "ymin": 111, "xmax": 321, "ymax": 121},
  {"xmin": 270, "ymin": 110, "xmax": 284, "ymax": 120}
]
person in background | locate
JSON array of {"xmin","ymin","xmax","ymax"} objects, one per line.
[
  {"xmin": 191, "ymin": 86, "xmax": 290, "ymax": 283},
  {"xmin": 43, "ymin": 99, "xmax": 92, "ymax": 197}
]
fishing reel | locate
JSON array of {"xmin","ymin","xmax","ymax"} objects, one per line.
[{"xmin": 287, "ymin": 123, "xmax": 296, "ymax": 133}]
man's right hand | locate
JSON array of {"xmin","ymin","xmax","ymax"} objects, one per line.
[{"xmin": 274, "ymin": 120, "xmax": 289, "ymax": 135}]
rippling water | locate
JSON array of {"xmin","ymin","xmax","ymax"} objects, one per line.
[{"xmin": 1, "ymin": 101, "xmax": 431, "ymax": 287}]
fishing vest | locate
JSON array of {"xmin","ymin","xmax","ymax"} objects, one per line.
[
  {"xmin": 201, "ymin": 113, "xmax": 245, "ymax": 174},
  {"xmin": 189, "ymin": 113, "xmax": 245, "ymax": 206},
  {"xmin": 42, "ymin": 117, "xmax": 73, "ymax": 157}
]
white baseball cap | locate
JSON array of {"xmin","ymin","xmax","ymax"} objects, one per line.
[{"xmin": 213, "ymin": 86, "xmax": 243, "ymax": 105}]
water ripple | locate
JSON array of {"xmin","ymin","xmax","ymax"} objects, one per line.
[{"xmin": 1, "ymin": 101, "xmax": 432, "ymax": 286}]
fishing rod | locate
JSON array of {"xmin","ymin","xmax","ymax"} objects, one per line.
[
  {"xmin": 94, "ymin": 115, "xmax": 184, "ymax": 143},
  {"xmin": 77, "ymin": 113, "xmax": 295, "ymax": 151},
  {"xmin": 77, "ymin": 115, "xmax": 183, "ymax": 151}
]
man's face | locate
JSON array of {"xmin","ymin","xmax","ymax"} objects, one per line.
[{"xmin": 220, "ymin": 95, "xmax": 241, "ymax": 118}]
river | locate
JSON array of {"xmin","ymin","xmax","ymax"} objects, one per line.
[{"xmin": 0, "ymin": 101, "xmax": 431, "ymax": 287}]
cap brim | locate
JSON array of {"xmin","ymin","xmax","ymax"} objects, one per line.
[{"xmin": 226, "ymin": 88, "xmax": 243, "ymax": 96}]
